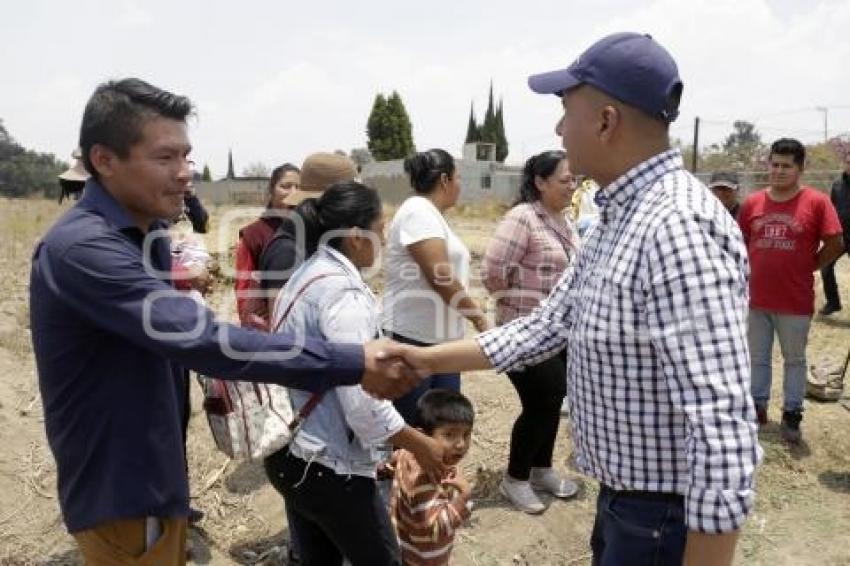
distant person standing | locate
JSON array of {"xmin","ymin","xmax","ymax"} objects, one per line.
[
  {"xmin": 259, "ymin": 153, "xmax": 358, "ymax": 303},
  {"xmin": 708, "ymin": 170, "xmax": 741, "ymax": 218},
  {"xmin": 737, "ymin": 138, "xmax": 844, "ymax": 442},
  {"xmin": 235, "ymin": 163, "xmax": 301, "ymax": 328},
  {"xmin": 57, "ymin": 148, "xmax": 89, "ymax": 203},
  {"xmin": 482, "ymin": 150, "xmax": 579, "ymax": 514},
  {"xmin": 818, "ymin": 152, "xmax": 850, "ymax": 315},
  {"xmin": 182, "ymin": 180, "xmax": 209, "ymax": 234},
  {"xmin": 381, "ymin": 149, "xmax": 489, "ymax": 425},
  {"xmin": 569, "ymin": 177, "xmax": 600, "ymax": 240}
]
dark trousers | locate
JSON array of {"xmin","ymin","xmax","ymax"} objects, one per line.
[
  {"xmin": 590, "ymin": 485, "xmax": 687, "ymax": 566},
  {"xmin": 821, "ymin": 251, "xmax": 849, "ymax": 308},
  {"xmin": 264, "ymin": 449, "xmax": 401, "ymax": 566},
  {"xmin": 506, "ymin": 351, "xmax": 566, "ymax": 480},
  {"xmin": 386, "ymin": 332, "xmax": 460, "ymax": 426}
]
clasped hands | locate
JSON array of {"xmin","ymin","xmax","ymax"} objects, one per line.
[{"xmin": 361, "ymin": 338, "xmax": 432, "ymax": 400}]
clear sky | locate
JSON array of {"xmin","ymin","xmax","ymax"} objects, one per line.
[{"xmin": 2, "ymin": 0, "xmax": 849, "ymax": 177}]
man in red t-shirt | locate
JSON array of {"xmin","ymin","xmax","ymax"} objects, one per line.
[{"xmin": 738, "ymin": 138, "xmax": 844, "ymax": 443}]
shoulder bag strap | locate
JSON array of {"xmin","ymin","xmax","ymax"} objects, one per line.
[{"xmin": 270, "ymin": 271, "xmax": 346, "ymax": 426}]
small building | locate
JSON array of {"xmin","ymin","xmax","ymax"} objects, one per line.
[
  {"xmin": 361, "ymin": 142, "xmax": 522, "ymax": 206},
  {"xmin": 193, "ymin": 149, "xmax": 270, "ymax": 205}
]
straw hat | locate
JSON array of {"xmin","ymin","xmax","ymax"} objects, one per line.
[
  {"xmin": 58, "ymin": 148, "xmax": 90, "ymax": 183},
  {"xmin": 283, "ymin": 152, "xmax": 357, "ymax": 207}
]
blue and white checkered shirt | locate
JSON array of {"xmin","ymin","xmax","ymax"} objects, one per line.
[{"xmin": 478, "ymin": 149, "xmax": 762, "ymax": 534}]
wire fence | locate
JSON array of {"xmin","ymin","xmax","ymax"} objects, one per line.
[{"xmin": 693, "ymin": 169, "xmax": 842, "ymax": 196}]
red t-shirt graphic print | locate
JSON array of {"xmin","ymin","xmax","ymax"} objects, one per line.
[{"xmin": 738, "ymin": 186, "xmax": 842, "ymax": 315}]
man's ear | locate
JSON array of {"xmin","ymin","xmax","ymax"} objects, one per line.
[
  {"xmin": 89, "ymin": 144, "xmax": 117, "ymax": 179},
  {"xmin": 598, "ymin": 105, "xmax": 620, "ymax": 143}
]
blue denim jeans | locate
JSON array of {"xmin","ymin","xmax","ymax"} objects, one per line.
[
  {"xmin": 748, "ymin": 309, "xmax": 811, "ymax": 412},
  {"xmin": 590, "ymin": 486, "xmax": 687, "ymax": 566},
  {"xmin": 386, "ymin": 332, "xmax": 461, "ymax": 426}
]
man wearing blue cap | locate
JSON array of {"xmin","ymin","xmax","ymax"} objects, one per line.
[{"xmin": 380, "ymin": 32, "xmax": 761, "ymax": 566}]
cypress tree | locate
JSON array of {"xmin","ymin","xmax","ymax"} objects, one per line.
[
  {"xmin": 480, "ymin": 81, "xmax": 497, "ymax": 145},
  {"xmin": 465, "ymin": 102, "xmax": 480, "ymax": 144},
  {"xmin": 366, "ymin": 94, "xmax": 390, "ymax": 160},
  {"xmin": 386, "ymin": 91, "xmax": 415, "ymax": 158},
  {"xmin": 495, "ymin": 99, "xmax": 509, "ymax": 163}
]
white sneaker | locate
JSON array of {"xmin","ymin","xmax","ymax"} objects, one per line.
[
  {"xmin": 530, "ymin": 468, "xmax": 578, "ymax": 499},
  {"xmin": 499, "ymin": 476, "xmax": 545, "ymax": 514}
]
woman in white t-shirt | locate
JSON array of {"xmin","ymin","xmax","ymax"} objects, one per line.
[{"xmin": 382, "ymin": 149, "xmax": 489, "ymax": 424}]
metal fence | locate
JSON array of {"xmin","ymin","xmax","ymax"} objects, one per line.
[{"xmin": 694, "ymin": 169, "xmax": 841, "ymax": 197}]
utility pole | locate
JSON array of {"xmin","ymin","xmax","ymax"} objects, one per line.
[
  {"xmin": 815, "ymin": 106, "xmax": 828, "ymax": 143},
  {"xmin": 692, "ymin": 116, "xmax": 700, "ymax": 172}
]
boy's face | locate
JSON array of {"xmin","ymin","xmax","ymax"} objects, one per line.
[{"xmin": 432, "ymin": 423, "xmax": 472, "ymax": 466}]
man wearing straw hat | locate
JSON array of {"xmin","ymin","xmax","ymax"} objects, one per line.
[{"xmin": 57, "ymin": 148, "xmax": 89, "ymax": 203}]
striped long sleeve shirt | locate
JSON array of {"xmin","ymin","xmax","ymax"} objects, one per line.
[{"xmin": 389, "ymin": 449, "xmax": 471, "ymax": 565}]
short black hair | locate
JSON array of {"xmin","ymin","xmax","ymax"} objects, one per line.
[
  {"xmin": 416, "ymin": 389, "xmax": 474, "ymax": 435},
  {"xmin": 79, "ymin": 78, "xmax": 194, "ymax": 180},
  {"xmin": 769, "ymin": 138, "xmax": 806, "ymax": 168}
]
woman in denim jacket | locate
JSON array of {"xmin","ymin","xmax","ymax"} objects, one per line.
[{"xmin": 264, "ymin": 181, "xmax": 445, "ymax": 566}]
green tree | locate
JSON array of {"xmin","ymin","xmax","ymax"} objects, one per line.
[
  {"xmin": 366, "ymin": 94, "xmax": 390, "ymax": 160},
  {"xmin": 464, "ymin": 103, "xmax": 480, "ymax": 144},
  {"xmin": 722, "ymin": 120, "xmax": 763, "ymax": 167},
  {"xmin": 467, "ymin": 82, "xmax": 508, "ymax": 162},
  {"xmin": 387, "ymin": 91, "xmax": 415, "ymax": 159},
  {"xmin": 201, "ymin": 164, "xmax": 212, "ymax": 182},
  {"xmin": 807, "ymin": 139, "xmax": 844, "ymax": 170},
  {"xmin": 367, "ymin": 91, "xmax": 415, "ymax": 160},
  {"xmin": 479, "ymin": 82, "xmax": 498, "ymax": 146},
  {"xmin": 494, "ymin": 99, "xmax": 509, "ymax": 163},
  {"xmin": 0, "ymin": 119, "xmax": 66, "ymax": 198}
]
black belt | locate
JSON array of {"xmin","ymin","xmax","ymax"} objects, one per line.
[{"xmin": 600, "ymin": 484, "xmax": 684, "ymax": 504}]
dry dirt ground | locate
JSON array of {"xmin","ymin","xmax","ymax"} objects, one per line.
[{"xmin": 0, "ymin": 198, "xmax": 849, "ymax": 565}]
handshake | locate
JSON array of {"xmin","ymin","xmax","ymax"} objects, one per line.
[
  {"xmin": 359, "ymin": 337, "xmax": 491, "ymax": 399},
  {"xmin": 360, "ymin": 339, "xmax": 431, "ymax": 399}
]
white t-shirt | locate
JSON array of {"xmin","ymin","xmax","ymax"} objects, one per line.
[{"xmin": 381, "ymin": 196, "xmax": 470, "ymax": 344}]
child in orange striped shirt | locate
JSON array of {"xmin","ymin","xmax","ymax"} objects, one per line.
[{"xmin": 389, "ymin": 390, "xmax": 474, "ymax": 566}]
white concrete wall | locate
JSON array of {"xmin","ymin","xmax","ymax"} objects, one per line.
[
  {"xmin": 195, "ymin": 179, "xmax": 268, "ymax": 205},
  {"xmin": 361, "ymin": 159, "xmax": 520, "ymax": 205}
]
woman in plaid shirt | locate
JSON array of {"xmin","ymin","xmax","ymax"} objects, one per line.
[{"xmin": 482, "ymin": 150, "xmax": 580, "ymax": 513}]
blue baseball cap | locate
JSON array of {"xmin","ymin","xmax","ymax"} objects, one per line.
[{"xmin": 528, "ymin": 32, "xmax": 683, "ymax": 123}]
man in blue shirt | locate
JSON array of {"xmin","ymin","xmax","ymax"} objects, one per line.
[{"xmin": 30, "ymin": 78, "xmax": 418, "ymax": 564}]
